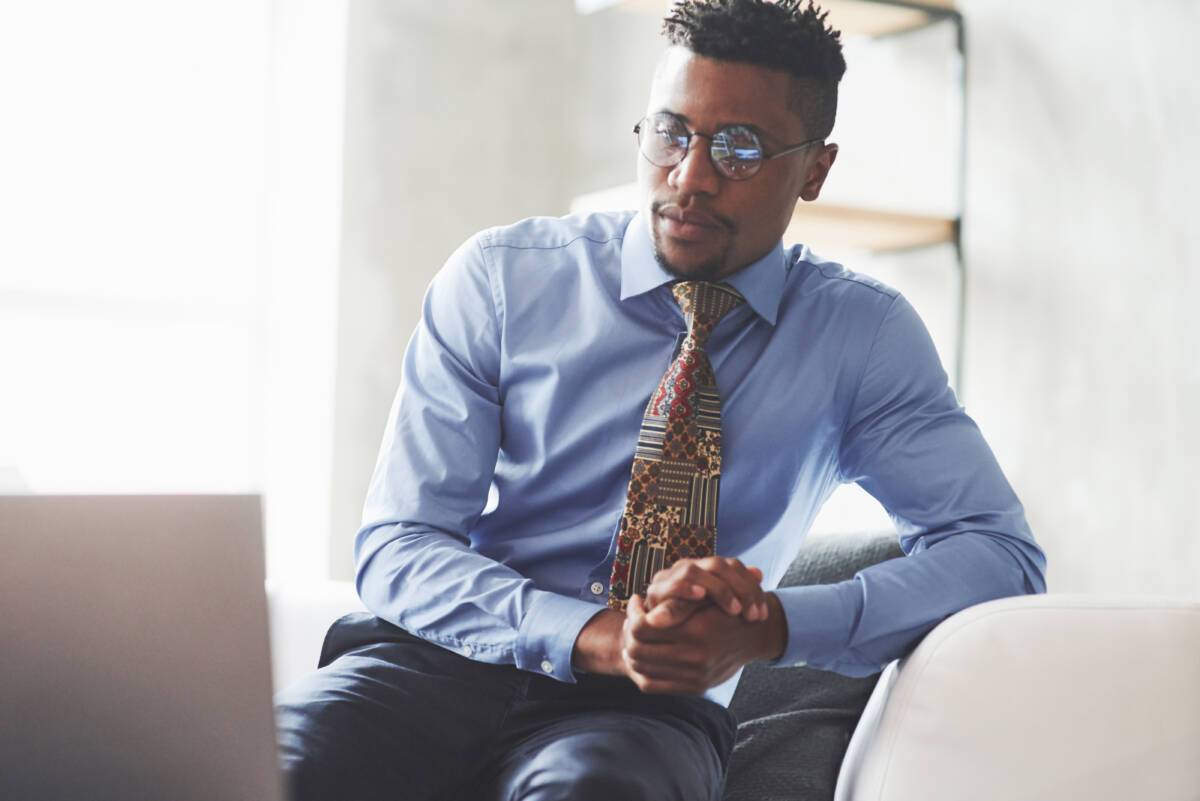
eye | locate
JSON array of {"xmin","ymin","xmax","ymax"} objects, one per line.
[
  {"xmin": 651, "ymin": 115, "xmax": 689, "ymax": 149},
  {"xmin": 653, "ymin": 126, "xmax": 679, "ymax": 147},
  {"xmin": 712, "ymin": 125, "xmax": 763, "ymax": 162}
]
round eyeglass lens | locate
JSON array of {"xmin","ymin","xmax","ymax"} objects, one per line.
[
  {"xmin": 639, "ymin": 113, "xmax": 689, "ymax": 167},
  {"xmin": 711, "ymin": 125, "xmax": 763, "ymax": 179}
]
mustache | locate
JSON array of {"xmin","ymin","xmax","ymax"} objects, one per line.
[{"xmin": 649, "ymin": 199, "xmax": 736, "ymax": 232}]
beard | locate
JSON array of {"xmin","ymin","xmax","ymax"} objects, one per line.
[
  {"xmin": 652, "ymin": 243, "xmax": 726, "ymax": 282},
  {"xmin": 647, "ymin": 198, "xmax": 737, "ymax": 282}
]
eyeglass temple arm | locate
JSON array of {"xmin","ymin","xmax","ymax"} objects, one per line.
[{"xmin": 766, "ymin": 137, "xmax": 825, "ymax": 161}]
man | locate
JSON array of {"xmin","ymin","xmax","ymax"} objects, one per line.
[{"xmin": 275, "ymin": 1, "xmax": 1046, "ymax": 799}]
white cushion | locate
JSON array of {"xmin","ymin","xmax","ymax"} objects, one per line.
[
  {"xmin": 265, "ymin": 579, "xmax": 363, "ymax": 694},
  {"xmin": 836, "ymin": 594, "xmax": 1200, "ymax": 801}
]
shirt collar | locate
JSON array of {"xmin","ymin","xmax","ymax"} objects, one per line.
[{"xmin": 619, "ymin": 211, "xmax": 785, "ymax": 326}]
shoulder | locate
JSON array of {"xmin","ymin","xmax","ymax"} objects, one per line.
[
  {"xmin": 788, "ymin": 243, "xmax": 899, "ymax": 302},
  {"xmin": 436, "ymin": 210, "xmax": 632, "ymax": 294},
  {"xmin": 783, "ymin": 243, "xmax": 902, "ymax": 333},
  {"xmin": 477, "ymin": 210, "xmax": 634, "ymax": 255}
]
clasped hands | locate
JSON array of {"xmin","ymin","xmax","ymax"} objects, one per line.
[{"xmin": 618, "ymin": 557, "xmax": 786, "ymax": 695}]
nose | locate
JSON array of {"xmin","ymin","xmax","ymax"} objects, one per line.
[{"xmin": 668, "ymin": 137, "xmax": 720, "ymax": 198}]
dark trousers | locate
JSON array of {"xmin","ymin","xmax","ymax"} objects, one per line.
[{"xmin": 274, "ymin": 613, "xmax": 738, "ymax": 801}]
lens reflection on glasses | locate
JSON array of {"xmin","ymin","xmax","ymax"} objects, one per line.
[{"xmin": 637, "ymin": 112, "xmax": 766, "ymax": 179}]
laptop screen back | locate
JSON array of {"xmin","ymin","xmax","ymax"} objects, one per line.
[{"xmin": 0, "ymin": 494, "xmax": 284, "ymax": 801}]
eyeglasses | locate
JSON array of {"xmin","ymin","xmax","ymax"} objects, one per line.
[{"xmin": 633, "ymin": 111, "xmax": 823, "ymax": 181}]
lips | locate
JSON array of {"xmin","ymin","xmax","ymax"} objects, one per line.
[{"xmin": 657, "ymin": 205, "xmax": 725, "ymax": 243}]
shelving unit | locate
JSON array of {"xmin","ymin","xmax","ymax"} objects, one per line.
[
  {"xmin": 579, "ymin": 0, "xmax": 954, "ymax": 38},
  {"xmin": 573, "ymin": 183, "xmax": 956, "ymax": 256},
  {"xmin": 572, "ymin": 0, "xmax": 967, "ymax": 389}
]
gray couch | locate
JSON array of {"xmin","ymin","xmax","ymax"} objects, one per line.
[
  {"xmin": 267, "ymin": 534, "xmax": 1200, "ymax": 800},
  {"xmin": 723, "ymin": 531, "xmax": 902, "ymax": 801}
]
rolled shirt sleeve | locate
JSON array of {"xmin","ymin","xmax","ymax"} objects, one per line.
[
  {"xmin": 769, "ymin": 293, "xmax": 1048, "ymax": 676},
  {"xmin": 354, "ymin": 233, "xmax": 604, "ymax": 683}
]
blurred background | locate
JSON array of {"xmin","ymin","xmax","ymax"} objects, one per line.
[{"xmin": 1, "ymin": 0, "xmax": 1196, "ymax": 596}]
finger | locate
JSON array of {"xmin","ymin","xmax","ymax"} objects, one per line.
[
  {"xmin": 645, "ymin": 574, "xmax": 708, "ymax": 609},
  {"xmin": 623, "ymin": 640, "xmax": 702, "ymax": 674},
  {"xmin": 628, "ymin": 673, "xmax": 702, "ymax": 696},
  {"xmin": 698, "ymin": 557, "xmax": 769, "ymax": 621},
  {"xmin": 628, "ymin": 604, "xmax": 692, "ymax": 644},
  {"xmin": 623, "ymin": 658, "xmax": 705, "ymax": 695},
  {"xmin": 658, "ymin": 559, "xmax": 766, "ymax": 621},
  {"xmin": 650, "ymin": 566, "xmax": 742, "ymax": 617},
  {"xmin": 625, "ymin": 654, "xmax": 703, "ymax": 683},
  {"xmin": 645, "ymin": 597, "xmax": 706, "ymax": 628}
]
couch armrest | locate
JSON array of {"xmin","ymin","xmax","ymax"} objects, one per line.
[
  {"xmin": 835, "ymin": 593, "xmax": 1200, "ymax": 801},
  {"xmin": 265, "ymin": 580, "xmax": 364, "ymax": 694}
]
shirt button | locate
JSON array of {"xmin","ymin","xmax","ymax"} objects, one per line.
[
  {"xmin": 590, "ymin": 581, "xmax": 605, "ymax": 595},
  {"xmin": 540, "ymin": 659, "xmax": 554, "ymax": 674},
  {"xmin": 462, "ymin": 644, "xmax": 474, "ymax": 657}
]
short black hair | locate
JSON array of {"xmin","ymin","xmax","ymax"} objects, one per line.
[{"xmin": 662, "ymin": 0, "xmax": 847, "ymax": 139}]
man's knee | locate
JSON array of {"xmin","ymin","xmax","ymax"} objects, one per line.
[
  {"xmin": 518, "ymin": 770, "xmax": 648, "ymax": 801},
  {"xmin": 509, "ymin": 744, "xmax": 649, "ymax": 801},
  {"xmin": 498, "ymin": 727, "xmax": 720, "ymax": 801},
  {"xmin": 273, "ymin": 651, "xmax": 511, "ymax": 801},
  {"xmin": 275, "ymin": 683, "xmax": 379, "ymax": 801}
]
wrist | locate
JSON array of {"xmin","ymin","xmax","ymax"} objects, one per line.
[
  {"xmin": 571, "ymin": 608, "xmax": 626, "ymax": 676},
  {"xmin": 757, "ymin": 592, "xmax": 788, "ymax": 662}
]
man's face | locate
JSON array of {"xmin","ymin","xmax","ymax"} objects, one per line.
[{"xmin": 638, "ymin": 47, "xmax": 838, "ymax": 281}]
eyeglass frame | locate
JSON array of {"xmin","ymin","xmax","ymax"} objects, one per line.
[{"xmin": 632, "ymin": 111, "xmax": 825, "ymax": 181}]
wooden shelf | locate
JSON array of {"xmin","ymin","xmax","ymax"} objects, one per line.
[
  {"xmin": 569, "ymin": 182, "xmax": 955, "ymax": 253},
  {"xmin": 577, "ymin": 0, "xmax": 957, "ymax": 38},
  {"xmin": 787, "ymin": 202, "xmax": 955, "ymax": 252}
]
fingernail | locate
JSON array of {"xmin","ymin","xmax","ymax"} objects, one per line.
[{"xmin": 730, "ymin": 599, "xmax": 742, "ymax": 614}]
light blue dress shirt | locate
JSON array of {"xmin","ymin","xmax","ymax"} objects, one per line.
[{"xmin": 355, "ymin": 210, "xmax": 1046, "ymax": 707}]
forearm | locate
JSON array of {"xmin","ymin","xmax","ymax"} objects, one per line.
[
  {"xmin": 770, "ymin": 531, "xmax": 1043, "ymax": 676},
  {"xmin": 356, "ymin": 521, "xmax": 606, "ymax": 682}
]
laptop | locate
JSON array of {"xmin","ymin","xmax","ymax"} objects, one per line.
[{"xmin": 0, "ymin": 494, "xmax": 285, "ymax": 801}]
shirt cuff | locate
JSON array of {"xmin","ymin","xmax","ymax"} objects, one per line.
[
  {"xmin": 766, "ymin": 581, "xmax": 864, "ymax": 669},
  {"xmin": 515, "ymin": 590, "xmax": 607, "ymax": 683}
]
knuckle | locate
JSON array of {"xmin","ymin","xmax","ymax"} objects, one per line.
[
  {"xmin": 660, "ymin": 577, "xmax": 684, "ymax": 594},
  {"xmin": 630, "ymin": 622, "xmax": 656, "ymax": 642}
]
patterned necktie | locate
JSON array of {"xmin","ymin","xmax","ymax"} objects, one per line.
[{"xmin": 608, "ymin": 280, "xmax": 745, "ymax": 611}]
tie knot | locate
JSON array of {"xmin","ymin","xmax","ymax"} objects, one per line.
[{"xmin": 671, "ymin": 281, "xmax": 745, "ymax": 347}]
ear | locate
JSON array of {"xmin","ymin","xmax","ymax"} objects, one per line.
[{"xmin": 798, "ymin": 143, "xmax": 838, "ymax": 202}]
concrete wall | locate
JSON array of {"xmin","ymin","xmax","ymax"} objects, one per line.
[
  {"xmin": 329, "ymin": 0, "xmax": 1200, "ymax": 596},
  {"xmin": 960, "ymin": 0, "xmax": 1200, "ymax": 595},
  {"xmin": 329, "ymin": 0, "xmax": 576, "ymax": 579}
]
